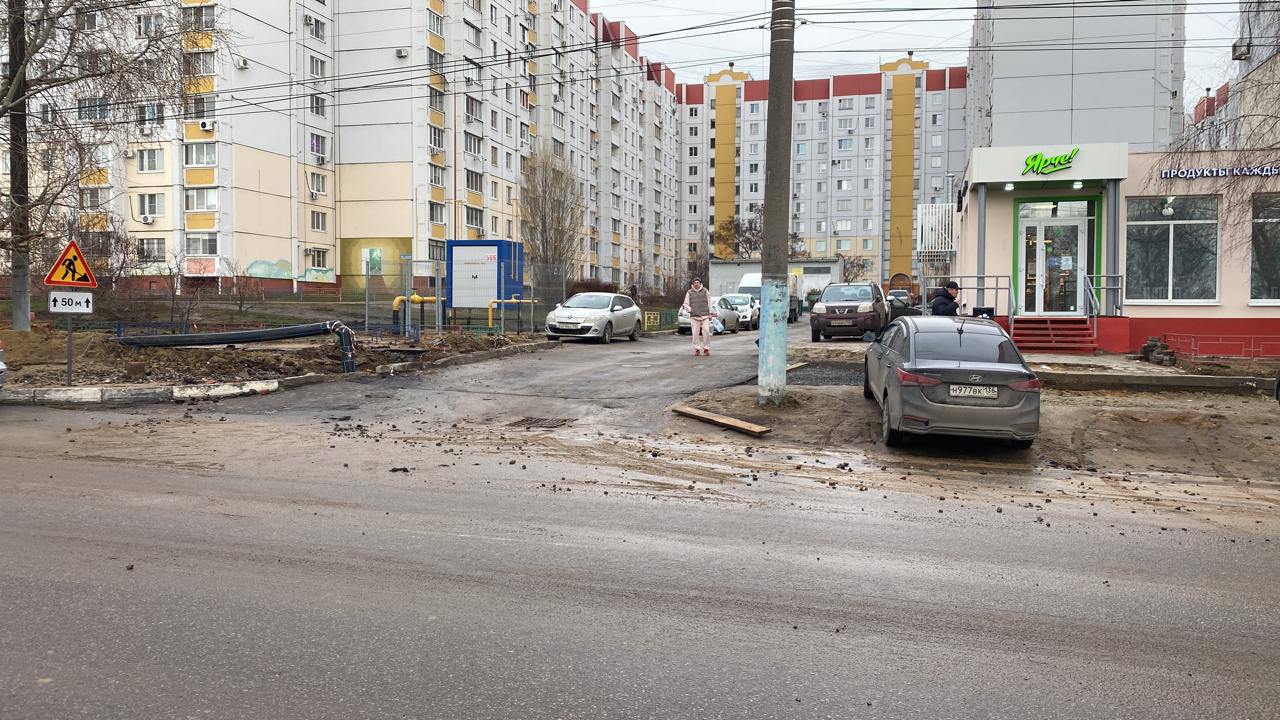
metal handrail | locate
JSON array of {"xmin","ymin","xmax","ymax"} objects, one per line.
[
  {"xmin": 921, "ymin": 274, "xmax": 1014, "ymax": 318},
  {"xmin": 1086, "ymin": 273, "xmax": 1125, "ymax": 317}
]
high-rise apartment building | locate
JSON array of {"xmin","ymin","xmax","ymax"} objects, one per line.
[
  {"xmin": 676, "ymin": 57, "xmax": 967, "ymax": 285},
  {"xmin": 966, "ymin": 0, "xmax": 1186, "ymax": 152},
  {"xmin": 58, "ymin": 0, "xmax": 683, "ymax": 296}
]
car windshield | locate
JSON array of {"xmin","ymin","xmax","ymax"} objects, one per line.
[
  {"xmin": 724, "ymin": 294, "xmax": 751, "ymax": 306},
  {"xmin": 820, "ymin": 285, "xmax": 874, "ymax": 303},
  {"xmin": 914, "ymin": 330, "xmax": 1024, "ymax": 364},
  {"xmin": 562, "ymin": 294, "xmax": 612, "ymax": 309}
]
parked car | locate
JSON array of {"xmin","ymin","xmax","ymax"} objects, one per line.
[
  {"xmin": 545, "ymin": 292, "xmax": 643, "ymax": 343},
  {"xmin": 864, "ymin": 316, "xmax": 1041, "ymax": 448},
  {"xmin": 888, "ymin": 289, "xmax": 914, "ymax": 305},
  {"xmin": 809, "ymin": 282, "xmax": 890, "ymax": 342},
  {"xmin": 722, "ymin": 293, "xmax": 760, "ymax": 330},
  {"xmin": 678, "ymin": 296, "xmax": 742, "ymax": 335},
  {"xmin": 737, "ymin": 272, "xmax": 801, "ymax": 322}
]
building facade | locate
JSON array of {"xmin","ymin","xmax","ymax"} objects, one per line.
[
  {"xmin": 966, "ymin": 0, "xmax": 1186, "ymax": 153},
  {"xmin": 57, "ymin": 0, "xmax": 684, "ymax": 297},
  {"xmin": 675, "ymin": 57, "xmax": 968, "ymax": 288}
]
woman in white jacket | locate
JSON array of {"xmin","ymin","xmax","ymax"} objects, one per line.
[{"xmin": 682, "ymin": 278, "xmax": 714, "ymax": 356}]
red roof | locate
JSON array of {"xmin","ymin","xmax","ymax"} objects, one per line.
[
  {"xmin": 948, "ymin": 66, "xmax": 967, "ymax": 89},
  {"xmin": 794, "ymin": 78, "xmax": 829, "ymax": 101},
  {"xmin": 1215, "ymin": 82, "xmax": 1230, "ymax": 107},
  {"xmin": 679, "ymin": 83, "xmax": 704, "ymax": 105},
  {"xmin": 832, "ymin": 73, "xmax": 879, "ymax": 96},
  {"xmin": 623, "ymin": 26, "xmax": 638, "ymax": 60},
  {"xmin": 570, "ymin": 0, "xmax": 589, "ymax": 13},
  {"xmin": 924, "ymin": 69, "xmax": 946, "ymax": 91},
  {"xmin": 744, "ymin": 80, "xmax": 769, "ymax": 102}
]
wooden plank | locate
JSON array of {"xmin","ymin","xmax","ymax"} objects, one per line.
[
  {"xmin": 785, "ymin": 362, "xmax": 808, "ymax": 371},
  {"xmin": 671, "ymin": 404, "xmax": 772, "ymax": 437}
]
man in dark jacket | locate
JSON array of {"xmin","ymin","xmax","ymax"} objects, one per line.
[{"xmin": 930, "ymin": 281, "xmax": 961, "ymax": 316}]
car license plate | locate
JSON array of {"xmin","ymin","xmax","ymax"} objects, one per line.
[
  {"xmin": 830, "ymin": 320, "xmax": 854, "ymax": 326},
  {"xmin": 950, "ymin": 384, "xmax": 998, "ymax": 399}
]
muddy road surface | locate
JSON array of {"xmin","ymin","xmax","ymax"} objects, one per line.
[{"xmin": 2, "ymin": 325, "xmax": 1278, "ymax": 719}]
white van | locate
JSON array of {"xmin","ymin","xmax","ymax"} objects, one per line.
[{"xmin": 737, "ymin": 272, "xmax": 801, "ymax": 322}]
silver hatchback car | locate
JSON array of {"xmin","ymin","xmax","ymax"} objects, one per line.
[{"xmin": 864, "ymin": 316, "xmax": 1041, "ymax": 448}]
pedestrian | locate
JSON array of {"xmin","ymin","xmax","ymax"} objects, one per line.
[
  {"xmin": 682, "ymin": 277, "xmax": 714, "ymax": 356},
  {"xmin": 930, "ymin": 280, "xmax": 961, "ymax": 317}
]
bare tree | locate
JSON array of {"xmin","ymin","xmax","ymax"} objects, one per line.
[
  {"xmin": 521, "ymin": 146, "xmax": 585, "ymax": 302},
  {"xmin": 3, "ymin": 0, "xmax": 225, "ymax": 331},
  {"xmin": 839, "ymin": 255, "xmax": 875, "ymax": 283},
  {"xmin": 712, "ymin": 207, "xmax": 807, "ymax": 260}
]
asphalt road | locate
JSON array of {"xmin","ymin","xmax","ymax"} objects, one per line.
[{"xmin": 1, "ymin": 324, "xmax": 1277, "ymax": 719}]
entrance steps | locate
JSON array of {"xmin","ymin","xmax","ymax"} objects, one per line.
[{"xmin": 1012, "ymin": 316, "xmax": 1097, "ymax": 354}]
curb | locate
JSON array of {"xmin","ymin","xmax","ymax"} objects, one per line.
[
  {"xmin": 1040, "ymin": 370, "xmax": 1278, "ymax": 395},
  {"xmin": 377, "ymin": 340, "xmax": 560, "ymax": 376},
  {"xmin": 0, "ymin": 372, "xmax": 337, "ymax": 408}
]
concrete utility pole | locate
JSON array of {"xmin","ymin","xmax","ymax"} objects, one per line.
[
  {"xmin": 7, "ymin": 0, "xmax": 33, "ymax": 332},
  {"xmin": 757, "ymin": 0, "xmax": 795, "ymax": 406}
]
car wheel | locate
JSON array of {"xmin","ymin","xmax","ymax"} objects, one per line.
[
  {"xmin": 881, "ymin": 391, "xmax": 904, "ymax": 447},
  {"xmin": 863, "ymin": 360, "xmax": 874, "ymax": 400},
  {"xmin": 629, "ymin": 322, "xmax": 641, "ymax": 341},
  {"xmin": 601, "ymin": 322, "xmax": 613, "ymax": 344},
  {"xmin": 546, "ymin": 335, "xmax": 559, "ymax": 342},
  {"xmin": 811, "ymin": 329, "xmax": 821, "ymax": 343},
  {"xmin": 1011, "ymin": 438, "xmax": 1035, "ymax": 450},
  {"xmin": 731, "ymin": 318, "xmax": 740, "ymax": 333}
]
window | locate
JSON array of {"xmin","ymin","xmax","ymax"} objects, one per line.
[
  {"xmin": 310, "ymin": 133, "xmax": 328, "ymax": 158},
  {"xmin": 429, "ymin": 202, "xmax": 445, "ymax": 224},
  {"xmin": 689, "ymin": 107, "xmax": 699, "ymax": 118},
  {"xmin": 796, "ymin": 122, "xmax": 806, "ymax": 134},
  {"xmin": 835, "ymin": 219, "xmax": 853, "ymax": 232},
  {"xmin": 309, "ymin": 94, "xmax": 328, "ymax": 117},
  {"xmin": 429, "ymin": 87, "xmax": 444, "ymax": 112},
  {"xmin": 837, "ymin": 118, "xmax": 853, "ymax": 130},
  {"xmin": 749, "ymin": 102, "xmax": 760, "ymax": 114},
  {"xmin": 689, "ymin": 126, "xmax": 699, "ymax": 138},
  {"xmin": 136, "ymin": 13, "xmax": 162, "ymax": 37},
  {"xmin": 465, "ymin": 169, "xmax": 483, "ymax": 192},
  {"xmin": 310, "ymin": 211, "xmax": 328, "ymax": 232},
  {"xmin": 835, "ymin": 179, "xmax": 851, "ymax": 192},
  {"xmin": 796, "ymin": 142, "xmax": 807, "ymax": 155},
  {"xmin": 930, "ymin": 156, "xmax": 942, "ymax": 168},
  {"xmin": 309, "ymin": 172, "xmax": 327, "ymax": 195},
  {"xmin": 135, "ymin": 103, "xmax": 164, "ymax": 125},
  {"xmin": 78, "ymin": 188, "xmax": 108, "ymax": 211},
  {"xmin": 465, "ymin": 22, "xmax": 482, "ymax": 45},
  {"xmin": 795, "ymin": 163, "xmax": 807, "ymax": 175},
  {"xmin": 688, "ymin": 165, "xmax": 698, "ymax": 177},
  {"xmin": 137, "ymin": 237, "xmax": 165, "ymax": 261},
  {"xmin": 77, "ymin": 97, "xmax": 108, "ymax": 121},
  {"xmin": 862, "ymin": 218, "xmax": 874, "ymax": 231},
  {"xmin": 837, "ymin": 239, "xmax": 852, "ymax": 251},
  {"xmin": 931, "ymin": 134, "xmax": 943, "ymax": 148},
  {"xmin": 137, "ymin": 193, "xmax": 164, "ymax": 217},
  {"xmin": 490, "ymin": 181, "xmax": 499, "ymax": 200},
  {"xmin": 863, "ymin": 178, "xmax": 874, "ymax": 190},
  {"xmin": 797, "ymin": 103, "xmax": 807, "ymax": 113},
  {"xmin": 1125, "ymin": 196, "xmax": 1218, "ymax": 302},
  {"xmin": 837, "ymin": 199, "xmax": 852, "ymax": 212},
  {"xmin": 464, "ymin": 132, "xmax": 483, "ymax": 156},
  {"xmin": 184, "ymin": 143, "xmax": 216, "ymax": 167},
  {"xmin": 428, "ymin": 49, "xmax": 444, "ymax": 72},
  {"xmin": 837, "ymin": 138, "xmax": 853, "ymax": 151},
  {"xmin": 428, "ymin": 10, "xmax": 444, "ymax": 35},
  {"xmin": 430, "ymin": 126, "xmax": 446, "ymax": 150},
  {"xmin": 308, "ymin": 57, "xmax": 327, "ymax": 79},
  {"xmin": 1251, "ymin": 194, "xmax": 1280, "ymax": 301},
  {"xmin": 309, "ymin": 18, "xmax": 327, "ymax": 40},
  {"xmin": 863, "ymin": 137, "xmax": 875, "ymax": 150},
  {"xmin": 865, "ymin": 96, "xmax": 876, "ymax": 109},
  {"xmin": 749, "ymin": 143, "xmax": 760, "ymax": 156},
  {"xmin": 183, "ymin": 51, "xmax": 215, "ymax": 76},
  {"xmin": 185, "ymin": 94, "xmax": 216, "ymax": 120},
  {"xmin": 863, "ymin": 238, "xmax": 873, "ymax": 251},
  {"xmin": 815, "ymin": 220, "xmax": 827, "ymax": 232},
  {"xmin": 185, "ymin": 233, "xmax": 218, "ymax": 255},
  {"xmin": 863, "ymin": 158, "xmax": 874, "ymax": 170},
  {"xmin": 465, "ymin": 206, "xmax": 484, "ymax": 228},
  {"xmin": 930, "ymin": 113, "xmax": 942, "ymax": 126},
  {"xmin": 183, "ymin": 6, "xmax": 215, "ymax": 30},
  {"xmin": 137, "ymin": 148, "xmax": 163, "ymax": 173},
  {"xmin": 815, "ymin": 240, "xmax": 827, "ymax": 253},
  {"xmin": 837, "ymin": 99, "xmax": 854, "ymax": 111},
  {"xmin": 465, "ymin": 95, "xmax": 482, "ymax": 119},
  {"xmin": 184, "ymin": 188, "xmax": 218, "ymax": 211},
  {"xmin": 864, "ymin": 116, "xmax": 875, "ymax": 128},
  {"xmin": 308, "ymin": 249, "xmax": 329, "ymax": 268}
]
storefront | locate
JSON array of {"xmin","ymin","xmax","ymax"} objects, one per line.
[{"xmin": 955, "ymin": 144, "xmax": 1280, "ymax": 354}]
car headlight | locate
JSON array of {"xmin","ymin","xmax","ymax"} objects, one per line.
[
  {"xmin": 857, "ymin": 303, "xmax": 873, "ymax": 313},
  {"xmin": 587, "ymin": 314, "xmax": 609, "ymax": 323},
  {"xmin": 812, "ymin": 303, "xmax": 826, "ymax": 313}
]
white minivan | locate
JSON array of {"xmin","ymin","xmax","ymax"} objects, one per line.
[{"xmin": 737, "ymin": 273, "xmax": 801, "ymax": 323}]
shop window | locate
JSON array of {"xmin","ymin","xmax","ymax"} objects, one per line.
[
  {"xmin": 1125, "ymin": 196, "xmax": 1218, "ymax": 302},
  {"xmin": 1252, "ymin": 194, "xmax": 1280, "ymax": 301}
]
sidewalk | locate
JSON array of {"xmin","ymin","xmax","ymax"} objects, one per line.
[{"xmin": 1022, "ymin": 353, "xmax": 1185, "ymax": 375}]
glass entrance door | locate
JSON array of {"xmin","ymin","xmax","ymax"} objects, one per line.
[{"xmin": 1022, "ymin": 221, "xmax": 1085, "ymax": 314}]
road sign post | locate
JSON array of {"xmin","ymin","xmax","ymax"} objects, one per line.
[
  {"xmin": 48, "ymin": 291, "xmax": 94, "ymax": 385},
  {"xmin": 44, "ymin": 240, "xmax": 99, "ymax": 386}
]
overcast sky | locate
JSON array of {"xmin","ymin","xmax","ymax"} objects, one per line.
[{"xmin": 586, "ymin": 0, "xmax": 1237, "ymax": 112}]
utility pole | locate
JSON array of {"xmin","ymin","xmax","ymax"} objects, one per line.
[
  {"xmin": 7, "ymin": 0, "xmax": 32, "ymax": 331},
  {"xmin": 757, "ymin": 0, "xmax": 795, "ymax": 406}
]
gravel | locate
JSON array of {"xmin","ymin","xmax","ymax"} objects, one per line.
[{"xmin": 786, "ymin": 361, "xmax": 865, "ymax": 386}]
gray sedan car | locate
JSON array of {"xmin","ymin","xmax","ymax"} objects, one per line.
[
  {"xmin": 677, "ymin": 296, "xmax": 742, "ymax": 334},
  {"xmin": 864, "ymin": 316, "xmax": 1041, "ymax": 448},
  {"xmin": 545, "ymin": 292, "xmax": 643, "ymax": 343}
]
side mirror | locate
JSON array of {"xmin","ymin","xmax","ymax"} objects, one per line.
[
  {"xmin": 612, "ymin": 305, "xmax": 622, "ymax": 312},
  {"xmin": 554, "ymin": 303, "xmax": 561, "ymax": 309}
]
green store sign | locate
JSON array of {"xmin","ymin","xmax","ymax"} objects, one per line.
[{"xmin": 1022, "ymin": 147, "xmax": 1080, "ymax": 176}]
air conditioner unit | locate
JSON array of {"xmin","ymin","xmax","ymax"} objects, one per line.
[
  {"xmin": 123, "ymin": 149, "xmax": 137, "ymax": 158},
  {"xmin": 234, "ymin": 57, "xmax": 250, "ymax": 70},
  {"xmin": 138, "ymin": 126, "xmax": 153, "ymax": 136},
  {"xmin": 304, "ymin": 247, "xmax": 318, "ymax": 256},
  {"xmin": 139, "ymin": 215, "xmax": 155, "ymax": 225},
  {"xmin": 846, "ymin": 129, "xmax": 855, "ymax": 135},
  {"xmin": 820, "ymin": 111, "xmax": 828, "ymax": 117},
  {"xmin": 304, "ymin": 14, "xmax": 314, "ymax": 25},
  {"xmin": 315, "ymin": 155, "xmax": 328, "ymax": 166},
  {"xmin": 791, "ymin": 193, "xmax": 799, "ymax": 199},
  {"xmin": 309, "ymin": 190, "xmax": 319, "ymax": 201},
  {"xmin": 395, "ymin": 48, "xmax": 409, "ymax": 59},
  {"xmin": 198, "ymin": 120, "xmax": 216, "ymax": 131}
]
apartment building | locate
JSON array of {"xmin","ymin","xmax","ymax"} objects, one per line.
[
  {"xmin": 676, "ymin": 57, "xmax": 968, "ymax": 286},
  {"xmin": 966, "ymin": 0, "xmax": 1186, "ymax": 153},
  {"xmin": 54, "ymin": 0, "xmax": 683, "ymax": 296}
]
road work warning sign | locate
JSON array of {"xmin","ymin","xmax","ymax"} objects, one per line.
[{"xmin": 43, "ymin": 240, "xmax": 98, "ymax": 288}]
